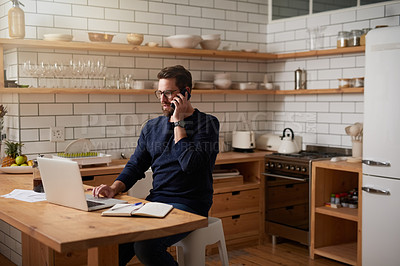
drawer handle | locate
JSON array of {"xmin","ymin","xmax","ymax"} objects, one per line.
[
  {"xmin": 82, "ymin": 175, "xmax": 94, "ymax": 181},
  {"xmin": 232, "ymin": 215, "xmax": 240, "ymax": 219},
  {"xmin": 232, "ymin": 191, "xmax": 240, "ymax": 196}
]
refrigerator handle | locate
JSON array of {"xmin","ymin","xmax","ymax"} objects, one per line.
[
  {"xmin": 362, "ymin": 186, "xmax": 390, "ymax": 195},
  {"xmin": 362, "ymin": 160, "xmax": 391, "ymax": 167}
]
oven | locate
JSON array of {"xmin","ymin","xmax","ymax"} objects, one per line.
[{"xmin": 264, "ymin": 145, "xmax": 351, "ymax": 246}]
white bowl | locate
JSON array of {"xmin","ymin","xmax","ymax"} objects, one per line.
[
  {"xmin": 200, "ymin": 39, "xmax": 221, "ymax": 50},
  {"xmin": 239, "ymin": 82, "xmax": 258, "ymax": 90},
  {"xmin": 165, "ymin": 35, "xmax": 201, "ymax": 49},
  {"xmin": 201, "ymin": 34, "xmax": 221, "ymax": 40}
]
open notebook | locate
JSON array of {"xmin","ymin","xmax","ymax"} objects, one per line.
[{"xmin": 102, "ymin": 202, "xmax": 173, "ymax": 218}]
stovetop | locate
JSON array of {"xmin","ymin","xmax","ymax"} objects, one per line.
[{"xmin": 265, "ymin": 145, "xmax": 352, "ymax": 176}]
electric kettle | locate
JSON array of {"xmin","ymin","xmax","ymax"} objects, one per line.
[{"xmin": 278, "ymin": 128, "xmax": 301, "ymax": 154}]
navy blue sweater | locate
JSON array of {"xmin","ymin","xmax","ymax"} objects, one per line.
[{"xmin": 116, "ymin": 109, "xmax": 220, "ymax": 217}]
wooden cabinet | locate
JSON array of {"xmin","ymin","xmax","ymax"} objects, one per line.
[
  {"xmin": 310, "ymin": 160, "xmax": 362, "ymax": 265},
  {"xmin": 211, "ymin": 151, "xmax": 268, "ymax": 249},
  {"xmin": 79, "ymin": 159, "xmax": 126, "ymax": 187},
  {"xmin": 0, "ymin": 38, "xmax": 364, "ymax": 95}
]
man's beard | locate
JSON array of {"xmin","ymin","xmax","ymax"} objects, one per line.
[{"xmin": 162, "ymin": 106, "xmax": 173, "ymax": 117}]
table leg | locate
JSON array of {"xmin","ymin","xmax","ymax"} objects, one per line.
[
  {"xmin": 88, "ymin": 244, "xmax": 118, "ymax": 266},
  {"xmin": 22, "ymin": 233, "xmax": 55, "ymax": 265}
]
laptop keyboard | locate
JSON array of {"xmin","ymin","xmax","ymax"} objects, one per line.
[{"xmin": 87, "ymin": 200, "xmax": 105, "ymax": 208}]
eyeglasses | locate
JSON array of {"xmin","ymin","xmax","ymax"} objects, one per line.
[{"xmin": 154, "ymin": 90, "xmax": 178, "ymax": 100}]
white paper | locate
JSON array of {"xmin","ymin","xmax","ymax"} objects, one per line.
[{"xmin": 1, "ymin": 189, "xmax": 46, "ymax": 203}]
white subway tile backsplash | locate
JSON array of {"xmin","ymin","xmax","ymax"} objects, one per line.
[
  {"xmin": 25, "ymin": 13, "xmax": 53, "ymax": 27},
  {"xmin": 330, "ymin": 102, "xmax": 355, "ymax": 113},
  {"xmin": 386, "ymin": 2, "xmax": 400, "ymax": 16},
  {"xmin": 238, "ymin": 102, "xmax": 258, "ymax": 111},
  {"xmin": 177, "ymin": 5, "xmax": 201, "ymax": 17},
  {"xmin": 215, "ymin": 0, "xmax": 237, "ymax": 11},
  {"xmin": 318, "ymin": 69, "xmax": 342, "ymax": 80},
  {"xmin": 370, "ymin": 16, "xmax": 400, "ymax": 27},
  {"xmin": 120, "ymin": 0, "xmax": 148, "ymax": 11},
  {"xmin": 357, "ymin": 6, "xmax": 385, "ymax": 20},
  {"xmin": 331, "ymin": 10, "xmax": 356, "ymax": 24},
  {"xmin": 342, "ymin": 113, "xmax": 363, "ymax": 124},
  {"xmin": 74, "ymin": 103, "xmax": 105, "ymax": 115},
  {"xmin": 190, "ymin": 17, "xmax": 213, "ymax": 28},
  {"xmin": 89, "ymin": 0, "xmax": 119, "ymax": 8},
  {"xmin": 21, "ymin": 129, "xmax": 39, "ymax": 142},
  {"xmin": 317, "ymin": 113, "xmax": 341, "ymax": 123},
  {"xmin": 75, "ymin": 127, "xmax": 106, "ymax": 138},
  {"xmin": 136, "ymin": 12, "xmax": 163, "ymax": 24},
  {"xmin": 307, "ymin": 14, "xmax": 330, "ymax": 27},
  {"xmin": 164, "ymin": 14, "xmax": 189, "ymax": 26},
  {"xmin": 56, "ymin": 116, "xmax": 89, "ymax": 127},
  {"xmin": 149, "ymin": 2, "xmax": 175, "ymax": 14},
  {"xmin": 90, "ymin": 115, "xmax": 120, "ymax": 126},
  {"xmin": 105, "ymin": 9, "xmax": 135, "ymax": 21},
  {"xmin": 38, "ymin": 2, "xmax": 72, "ymax": 16},
  {"xmin": 56, "ymin": 94, "xmax": 89, "ymax": 103},
  {"xmin": 20, "ymin": 104, "xmax": 38, "ymax": 116},
  {"xmin": 88, "ymin": 19, "xmax": 118, "ymax": 32},
  {"xmin": 275, "ymin": 31, "xmax": 295, "ymax": 42},
  {"xmin": 238, "ymin": 22, "xmax": 259, "ymax": 33},
  {"xmin": 201, "ymin": 8, "xmax": 225, "ymax": 19},
  {"xmin": 214, "ymin": 102, "xmax": 237, "ymax": 112},
  {"xmin": 330, "ymin": 57, "xmax": 355, "ymax": 68},
  {"xmin": 106, "ymin": 103, "xmax": 135, "ymax": 114},
  {"xmin": 72, "ymin": 5, "xmax": 103, "ymax": 19},
  {"xmin": 39, "ymin": 104, "xmax": 73, "ymax": 115},
  {"xmin": 120, "ymin": 21, "xmax": 148, "ymax": 34},
  {"xmin": 20, "ymin": 116, "xmax": 56, "ymax": 129},
  {"xmin": 306, "ymin": 102, "xmax": 328, "ymax": 112}
]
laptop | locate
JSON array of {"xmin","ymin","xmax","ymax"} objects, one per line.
[{"xmin": 38, "ymin": 157, "xmax": 127, "ymax": 211}]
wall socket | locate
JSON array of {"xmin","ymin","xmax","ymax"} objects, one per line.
[{"xmin": 50, "ymin": 127, "xmax": 65, "ymax": 142}]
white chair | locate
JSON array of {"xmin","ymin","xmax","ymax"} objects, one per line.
[{"xmin": 173, "ymin": 216, "xmax": 229, "ymax": 266}]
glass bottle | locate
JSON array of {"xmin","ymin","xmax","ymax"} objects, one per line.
[
  {"xmin": 8, "ymin": 0, "xmax": 25, "ymax": 39},
  {"xmin": 337, "ymin": 31, "xmax": 349, "ymax": 48}
]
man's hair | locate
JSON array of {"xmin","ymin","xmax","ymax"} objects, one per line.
[{"xmin": 157, "ymin": 65, "xmax": 192, "ymax": 90}]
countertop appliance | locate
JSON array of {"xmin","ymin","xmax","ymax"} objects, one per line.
[
  {"xmin": 362, "ymin": 26, "xmax": 400, "ymax": 266},
  {"xmin": 232, "ymin": 130, "xmax": 255, "ymax": 152},
  {"xmin": 264, "ymin": 145, "xmax": 351, "ymax": 246}
]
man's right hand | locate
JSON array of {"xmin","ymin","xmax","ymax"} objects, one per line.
[{"xmin": 92, "ymin": 180, "xmax": 126, "ymax": 198}]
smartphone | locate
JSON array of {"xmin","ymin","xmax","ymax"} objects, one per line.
[{"xmin": 171, "ymin": 88, "xmax": 191, "ymax": 110}]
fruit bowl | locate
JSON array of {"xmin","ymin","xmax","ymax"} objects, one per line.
[
  {"xmin": 0, "ymin": 166, "xmax": 33, "ymax": 174},
  {"xmin": 165, "ymin": 35, "xmax": 201, "ymax": 49}
]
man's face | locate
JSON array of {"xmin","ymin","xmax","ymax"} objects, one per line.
[{"xmin": 157, "ymin": 78, "xmax": 180, "ymax": 117}]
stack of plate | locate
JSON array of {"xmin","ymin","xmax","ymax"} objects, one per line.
[
  {"xmin": 43, "ymin": 34, "xmax": 73, "ymax": 42},
  {"xmin": 193, "ymin": 82, "xmax": 214, "ymax": 90}
]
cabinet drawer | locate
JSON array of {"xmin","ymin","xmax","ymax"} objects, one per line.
[
  {"xmin": 268, "ymin": 203, "xmax": 308, "ymax": 229},
  {"xmin": 211, "ymin": 189, "xmax": 259, "ymax": 217},
  {"xmin": 268, "ymin": 182, "xmax": 308, "ymax": 209},
  {"xmin": 221, "ymin": 212, "xmax": 259, "ymax": 239}
]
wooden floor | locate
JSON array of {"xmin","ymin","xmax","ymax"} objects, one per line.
[
  {"xmin": 0, "ymin": 242, "xmax": 346, "ymax": 266},
  {"xmin": 206, "ymin": 241, "xmax": 346, "ymax": 266}
]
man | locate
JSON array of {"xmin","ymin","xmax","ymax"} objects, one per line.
[{"xmin": 93, "ymin": 65, "xmax": 220, "ymax": 266}]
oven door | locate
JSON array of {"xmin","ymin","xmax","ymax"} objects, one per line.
[{"xmin": 264, "ymin": 172, "xmax": 310, "ymax": 239}]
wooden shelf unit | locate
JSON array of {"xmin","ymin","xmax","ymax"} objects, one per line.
[
  {"xmin": 310, "ymin": 160, "xmax": 362, "ymax": 266},
  {"xmin": 0, "ymin": 87, "xmax": 364, "ymax": 95},
  {"xmin": 0, "ymin": 38, "xmax": 365, "ymax": 95}
]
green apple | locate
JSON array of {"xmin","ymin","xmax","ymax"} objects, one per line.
[
  {"xmin": 15, "ymin": 155, "xmax": 26, "ymax": 165},
  {"xmin": 11, "ymin": 163, "xmax": 18, "ymax": 167},
  {"xmin": 20, "ymin": 163, "xmax": 28, "ymax": 166}
]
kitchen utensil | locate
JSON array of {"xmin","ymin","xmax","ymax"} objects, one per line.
[
  {"xmin": 239, "ymin": 82, "xmax": 258, "ymax": 90},
  {"xmin": 232, "ymin": 130, "xmax": 255, "ymax": 152},
  {"xmin": 278, "ymin": 128, "xmax": 301, "ymax": 154},
  {"xmin": 295, "ymin": 68, "xmax": 306, "ymax": 90}
]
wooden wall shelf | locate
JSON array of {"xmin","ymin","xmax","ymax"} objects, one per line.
[
  {"xmin": 0, "ymin": 38, "xmax": 364, "ymax": 60},
  {"xmin": 0, "ymin": 87, "xmax": 363, "ymax": 95}
]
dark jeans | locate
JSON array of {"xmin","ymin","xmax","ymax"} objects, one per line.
[{"xmin": 118, "ymin": 203, "xmax": 197, "ymax": 266}]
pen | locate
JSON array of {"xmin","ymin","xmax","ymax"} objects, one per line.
[{"xmin": 110, "ymin": 202, "xmax": 143, "ymax": 211}]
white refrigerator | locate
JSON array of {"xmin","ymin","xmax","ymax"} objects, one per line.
[{"xmin": 362, "ymin": 26, "xmax": 400, "ymax": 266}]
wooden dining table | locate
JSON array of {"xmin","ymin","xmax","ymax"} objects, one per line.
[{"xmin": 0, "ymin": 173, "xmax": 207, "ymax": 265}]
